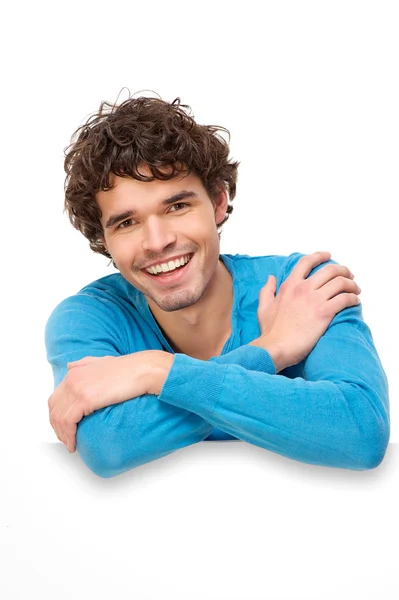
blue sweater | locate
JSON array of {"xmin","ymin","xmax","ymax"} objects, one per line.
[{"xmin": 44, "ymin": 252, "xmax": 390, "ymax": 477}]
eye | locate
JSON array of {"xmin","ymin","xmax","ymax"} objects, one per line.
[
  {"xmin": 169, "ymin": 202, "xmax": 188, "ymax": 212},
  {"xmin": 116, "ymin": 203, "xmax": 188, "ymax": 230},
  {"xmin": 117, "ymin": 218, "xmax": 136, "ymax": 229}
]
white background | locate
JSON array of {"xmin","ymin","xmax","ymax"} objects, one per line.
[{"xmin": 1, "ymin": 1, "xmax": 398, "ymax": 598}]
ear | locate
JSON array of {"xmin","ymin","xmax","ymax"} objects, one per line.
[
  {"xmin": 213, "ymin": 187, "xmax": 229, "ymax": 226},
  {"xmin": 100, "ymin": 236, "xmax": 109, "ymax": 253}
]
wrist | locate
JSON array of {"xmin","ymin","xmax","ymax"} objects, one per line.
[
  {"xmin": 144, "ymin": 350, "xmax": 175, "ymax": 395},
  {"xmin": 249, "ymin": 336, "xmax": 285, "ymax": 373}
]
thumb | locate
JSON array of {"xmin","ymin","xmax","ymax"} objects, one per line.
[
  {"xmin": 257, "ymin": 276, "xmax": 276, "ymax": 331},
  {"xmin": 262, "ymin": 275, "xmax": 276, "ymax": 295},
  {"xmin": 268, "ymin": 275, "xmax": 276, "ymax": 290},
  {"xmin": 258, "ymin": 275, "xmax": 276, "ymax": 309}
]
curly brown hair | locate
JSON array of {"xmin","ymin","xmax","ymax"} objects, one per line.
[{"xmin": 63, "ymin": 92, "xmax": 240, "ymax": 269}]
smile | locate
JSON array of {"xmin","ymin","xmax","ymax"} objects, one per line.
[
  {"xmin": 145, "ymin": 254, "xmax": 192, "ymax": 275},
  {"xmin": 141, "ymin": 253, "xmax": 194, "ymax": 284}
]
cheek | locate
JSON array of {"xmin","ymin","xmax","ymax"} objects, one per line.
[
  {"xmin": 110, "ymin": 239, "xmax": 139, "ymax": 264},
  {"xmin": 185, "ymin": 215, "xmax": 217, "ymax": 239},
  {"xmin": 113, "ymin": 235, "xmax": 135, "ymax": 250}
]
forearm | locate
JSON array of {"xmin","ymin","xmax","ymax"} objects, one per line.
[
  {"xmin": 157, "ymin": 354, "xmax": 389, "ymax": 470},
  {"xmin": 76, "ymin": 392, "xmax": 213, "ymax": 478},
  {"xmin": 45, "ymin": 297, "xmax": 280, "ymax": 478},
  {"xmin": 148, "ymin": 344, "xmax": 278, "ymax": 394},
  {"xmin": 77, "ymin": 345, "xmax": 276, "ymax": 477}
]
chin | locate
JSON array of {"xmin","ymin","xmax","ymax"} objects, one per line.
[{"xmin": 150, "ymin": 286, "xmax": 206, "ymax": 312}]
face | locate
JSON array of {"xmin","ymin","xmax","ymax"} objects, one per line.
[{"xmin": 97, "ymin": 165, "xmax": 228, "ymax": 312}]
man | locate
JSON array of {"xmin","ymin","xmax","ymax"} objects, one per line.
[{"xmin": 45, "ymin": 95, "xmax": 389, "ymax": 478}]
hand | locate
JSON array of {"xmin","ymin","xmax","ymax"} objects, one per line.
[
  {"xmin": 250, "ymin": 251, "xmax": 361, "ymax": 372},
  {"xmin": 48, "ymin": 352, "xmax": 156, "ymax": 453}
]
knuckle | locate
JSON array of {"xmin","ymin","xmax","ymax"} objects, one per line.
[
  {"xmin": 337, "ymin": 275, "xmax": 348, "ymax": 285},
  {"xmin": 77, "ymin": 386, "xmax": 91, "ymax": 404},
  {"xmin": 65, "ymin": 372, "xmax": 85, "ymax": 398},
  {"xmin": 316, "ymin": 300, "xmax": 330, "ymax": 319},
  {"xmin": 339, "ymin": 264, "xmax": 351, "ymax": 276},
  {"xmin": 338, "ymin": 265, "xmax": 351, "ymax": 277},
  {"xmin": 64, "ymin": 371, "xmax": 94, "ymax": 409},
  {"xmin": 310, "ymin": 250, "xmax": 330, "ymax": 260},
  {"xmin": 315, "ymin": 304, "xmax": 326, "ymax": 319},
  {"xmin": 302, "ymin": 254, "xmax": 316, "ymax": 265},
  {"xmin": 76, "ymin": 386, "xmax": 95, "ymax": 410},
  {"xmin": 322, "ymin": 263, "xmax": 336, "ymax": 276}
]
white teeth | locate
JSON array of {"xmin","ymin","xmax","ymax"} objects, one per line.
[{"xmin": 145, "ymin": 254, "xmax": 191, "ymax": 275}]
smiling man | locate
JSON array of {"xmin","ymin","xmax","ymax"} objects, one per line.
[{"xmin": 44, "ymin": 94, "xmax": 390, "ymax": 478}]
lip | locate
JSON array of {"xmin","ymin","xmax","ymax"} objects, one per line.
[
  {"xmin": 141, "ymin": 253, "xmax": 194, "ymax": 285},
  {"xmin": 142, "ymin": 253, "xmax": 193, "ymax": 270}
]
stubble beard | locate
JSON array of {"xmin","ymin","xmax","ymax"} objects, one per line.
[
  {"xmin": 143, "ymin": 260, "xmax": 209, "ymax": 312},
  {"xmin": 146, "ymin": 279, "xmax": 206, "ymax": 312}
]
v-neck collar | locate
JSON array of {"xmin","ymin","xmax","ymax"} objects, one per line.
[{"xmin": 132, "ymin": 254, "xmax": 239, "ymax": 356}]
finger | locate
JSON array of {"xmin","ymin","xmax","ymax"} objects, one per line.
[
  {"xmin": 325, "ymin": 291, "xmax": 361, "ymax": 317},
  {"xmin": 53, "ymin": 415, "xmax": 74, "ymax": 451},
  {"xmin": 309, "ymin": 265, "xmax": 355, "ymax": 292},
  {"xmin": 48, "ymin": 380, "xmax": 68, "ymax": 433},
  {"xmin": 61, "ymin": 399, "xmax": 84, "ymax": 452},
  {"xmin": 64, "ymin": 423, "xmax": 77, "ymax": 453},
  {"xmin": 318, "ymin": 276, "xmax": 360, "ymax": 301},
  {"xmin": 48, "ymin": 393, "xmax": 54, "ymax": 414},
  {"xmin": 261, "ymin": 274, "xmax": 276, "ymax": 289},
  {"xmin": 49, "ymin": 404, "xmax": 63, "ymax": 444},
  {"xmin": 49, "ymin": 409, "xmax": 64, "ymax": 445},
  {"xmin": 259, "ymin": 275, "xmax": 276, "ymax": 303},
  {"xmin": 49, "ymin": 385, "xmax": 76, "ymax": 448},
  {"xmin": 289, "ymin": 251, "xmax": 332, "ymax": 284}
]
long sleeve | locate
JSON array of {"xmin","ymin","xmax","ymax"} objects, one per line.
[
  {"xmin": 158, "ymin": 301, "xmax": 390, "ymax": 470},
  {"xmin": 45, "ymin": 295, "xmax": 275, "ymax": 478},
  {"xmin": 210, "ymin": 345, "xmax": 276, "ymax": 372}
]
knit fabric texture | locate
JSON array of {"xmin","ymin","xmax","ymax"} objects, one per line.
[{"xmin": 45, "ymin": 252, "xmax": 390, "ymax": 477}]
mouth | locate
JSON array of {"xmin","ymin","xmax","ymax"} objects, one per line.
[{"xmin": 141, "ymin": 253, "xmax": 194, "ymax": 285}]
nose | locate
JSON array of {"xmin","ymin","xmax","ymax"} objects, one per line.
[{"xmin": 141, "ymin": 215, "xmax": 177, "ymax": 254}]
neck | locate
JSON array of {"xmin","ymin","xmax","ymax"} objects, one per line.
[{"xmin": 147, "ymin": 258, "xmax": 233, "ymax": 359}]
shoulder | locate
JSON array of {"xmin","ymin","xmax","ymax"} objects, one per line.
[
  {"xmin": 44, "ymin": 272, "xmax": 138, "ymax": 355},
  {"xmin": 222, "ymin": 251, "xmax": 340, "ymax": 289},
  {"xmin": 221, "ymin": 252, "xmax": 287, "ymax": 283},
  {"xmin": 277, "ymin": 252, "xmax": 340, "ymax": 285}
]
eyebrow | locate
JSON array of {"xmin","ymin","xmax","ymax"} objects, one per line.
[{"xmin": 104, "ymin": 190, "xmax": 199, "ymax": 229}]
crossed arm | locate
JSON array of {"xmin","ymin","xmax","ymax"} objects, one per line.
[{"xmin": 46, "ymin": 301, "xmax": 389, "ymax": 478}]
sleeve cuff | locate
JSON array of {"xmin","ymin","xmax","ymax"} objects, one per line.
[
  {"xmin": 209, "ymin": 344, "xmax": 276, "ymax": 374},
  {"xmin": 158, "ymin": 353, "xmax": 228, "ymax": 420}
]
